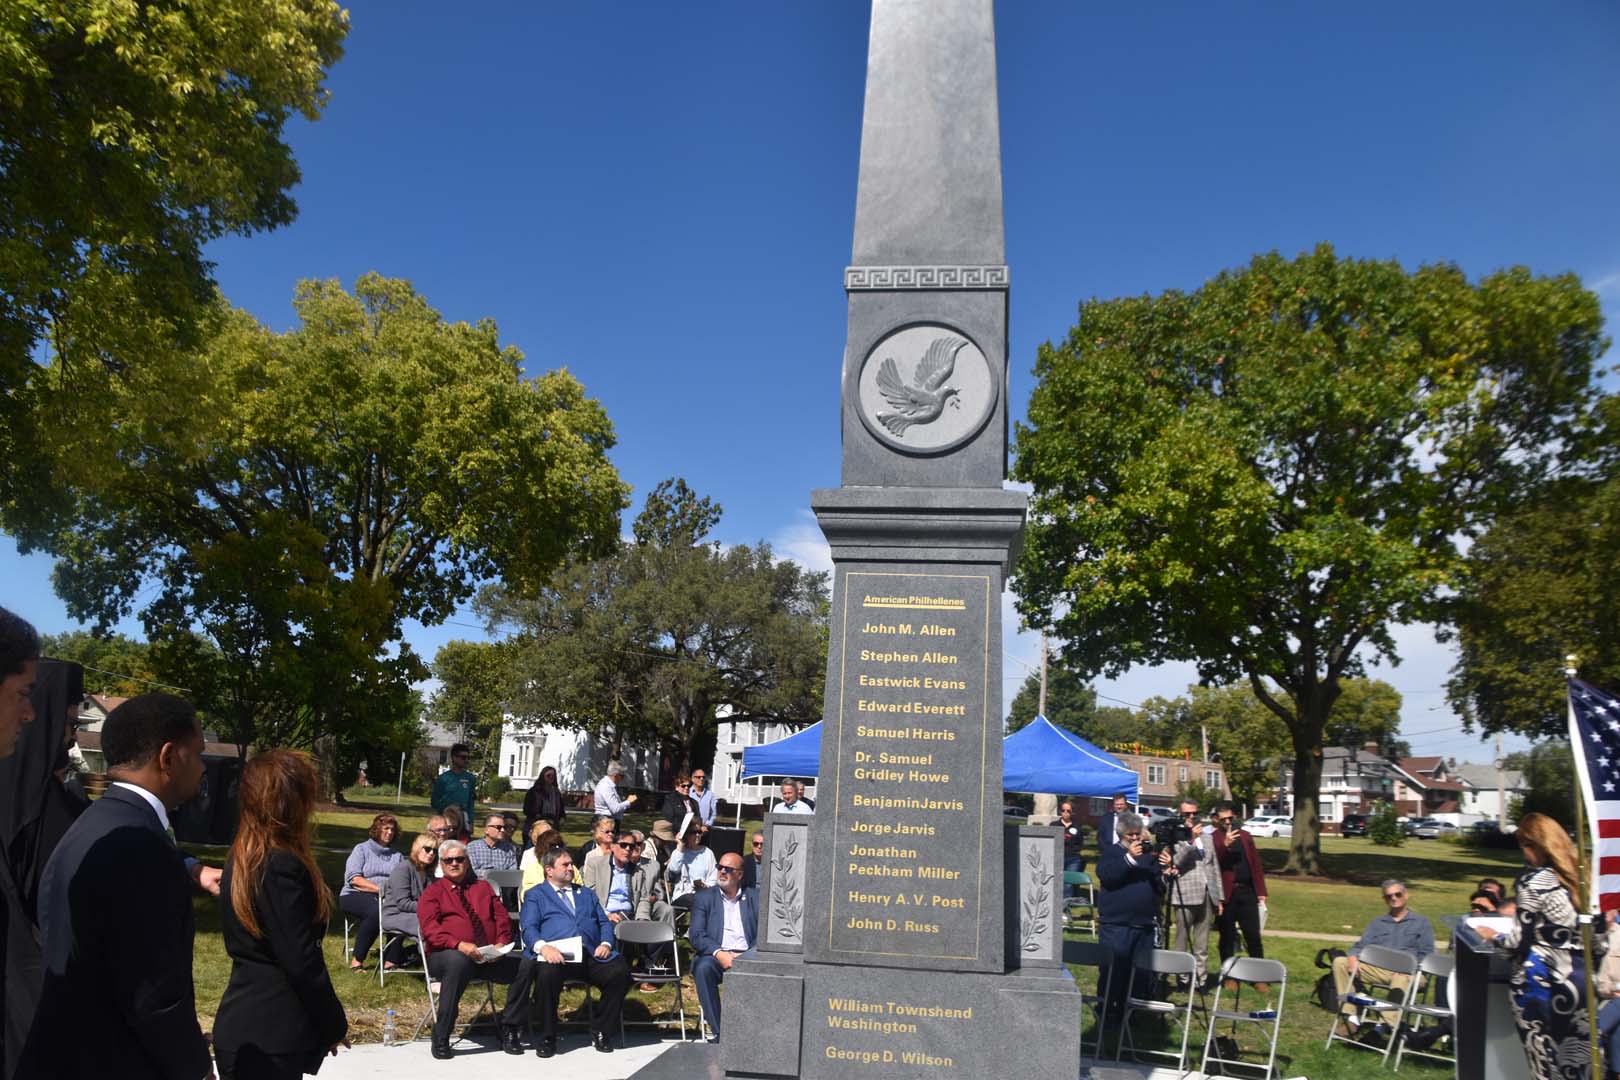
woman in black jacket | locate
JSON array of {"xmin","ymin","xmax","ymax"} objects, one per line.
[
  {"xmin": 214, "ymin": 750, "xmax": 348, "ymax": 1079},
  {"xmin": 522, "ymin": 765, "xmax": 565, "ymax": 837}
]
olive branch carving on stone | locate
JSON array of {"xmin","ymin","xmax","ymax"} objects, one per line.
[
  {"xmin": 1020, "ymin": 844, "xmax": 1053, "ymax": 953},
  {"xmin": 771, "ymin": 831, "xmax": 803, "ymax": 942}
]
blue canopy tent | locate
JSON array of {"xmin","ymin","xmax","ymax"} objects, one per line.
[
  {"xmin": 1001, "ymin": 715, "xmax": 1139, "ymax": 800},
  {"xmin": 739, "ymin": 714, "xmax": 1138, "ymax": 801},
  {"xmin": 739, "ymin": 721, "xmax": 822, "ymax": 781}
]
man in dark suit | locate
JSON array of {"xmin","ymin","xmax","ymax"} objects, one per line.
[
  {"xmin": 1095, "ymin": 792, "xmax": 1129, "ymax": 852},
  {"xmin": 19, "ymin": 692, "xmax": 212, "ymax": 1080},
  {"xmin": 0, "ymin": 606, "xmax": 40, "ymax": 1075},
  {"xmin": 519, "ymin": 845, "xmax": 632, "ymax": 1057},
  {"xmin": 688, "ymin": 850, "xmax": 758, "ymax": 1041}
]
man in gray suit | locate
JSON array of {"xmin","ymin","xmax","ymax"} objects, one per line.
[
  {"xmin": 18, "ymin": 693, "xmax": 211, "ymax": 1079},
  {"xmin": 1169, "ymin": 799, "xmax": 1225, "ymax": 989}
]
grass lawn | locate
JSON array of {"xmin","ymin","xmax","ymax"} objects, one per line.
[{"xmin": 188, "ymin": 793, "xmax": 1520, "ymax": 1074}]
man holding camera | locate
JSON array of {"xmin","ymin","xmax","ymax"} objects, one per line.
[
  {"xmin": 1165, "ymin": 800, "xmax": 1224, "ymax": 988},
  {"xmin": 1097, "ymin": 811, "xmax": 1177, "ymax": 1021}
]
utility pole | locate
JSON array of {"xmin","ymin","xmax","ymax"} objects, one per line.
[
  {"xmin": 1038, "ymin": 630, "xmax": 1048, "ymax": 717},
  {"xmin": 1201, "ymin": 723, "xmax": 1209, "ymax": 764},
  {"xmin": 1495, "ymin": 731, "xmax": 1505, "ymax": 830}
]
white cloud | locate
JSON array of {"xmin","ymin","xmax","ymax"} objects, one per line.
[
  {"xmin": 1591, "ymin": 271, "xmax": 1620, "ymax": 297},
  {"xmin": 769, "ymin": 509, "xmax": 833, "ymax": 576}
]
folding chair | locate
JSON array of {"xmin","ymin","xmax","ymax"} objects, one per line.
[
  {"xmin": 406, "ymin": 947, "xmax": 499, "ymax": 1045},
  {"xmin": 375, "ymin": 886, "xmax": 429, "ymax": 990},
  {"xmin": 1063, "ymin": 939, "xmax": 1115, "ymax": 1066},
  {"xmin": 615, "ymin": 918, "xmax": 693, "ymax": 1040},
  {"xmin": 1389, "ymin": 952, "xmax": 1455, "ymax": 1071},
  {"xmin": 1115, "ymin": 948, "xmax": 1199, "ymax": 1072},
  {"xmin": 1063, "ymin": 871, "xmax": 1097, "ymax": 935},
  {"xmin": 480, "ymin": 867, "xmax": 524, "ymax": 919},
  {"xmin": 1323, "ymin": 943, "xmax": 1419, "ymax": 1059},
  {"xmin": 1200, "ymin": 956, "xmax": 1286, "ymax": 1079}
]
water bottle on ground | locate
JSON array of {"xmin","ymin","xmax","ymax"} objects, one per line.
[{"xmin": 382, "ymin": 1008, "xmax": 396, "ymax": 1046}]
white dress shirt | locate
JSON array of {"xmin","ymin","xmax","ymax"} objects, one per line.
[
  {"xmin": 112, "ymin": 780, "xmax": 171, "ymax": 832},
  {"xmin": 719, "ymin": 889, "xmax": 750, "ymax": 953}
]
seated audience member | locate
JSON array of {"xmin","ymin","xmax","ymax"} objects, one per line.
[
  {"xmin": 587, "ymin": 828, "xmax": 672, "ymax": 991},
  {"xmin": 424, "ymin": 814, "xmax": 453, "ymax": 877},
  {"xmin": 520, "ymin": 846, "xmax": 632, "ymax": 1056},
  {"xmin": 1497, "ymin": 897, "xmax": 1518, "ymax": 918},
  {"xmin": 1477, "ymin": 877, "xmax": 1506, "ymax": 904},
  {"xmin": 441, "ymin": 804, "xmax": 471, "ymax": 843},
  {"xmin": 652, "ymin": 774, "xmax": 698, "ymax": 861},
  {"xmin": 1469, "ymin": 889, "xmax": 1498, "ymax": 915},
  {"xmin": 666, "ymin": 820, "xmax": 718, "ymax": 904},
  {"xmin": 417, "ymin": 839, "xmax": 535, "ymax": 1059},
  {"xmin": 1330, "ymin": 878, "xmax": 1434, "ymax": 1037},
  {"xmin": 521, "ymin": 824, "xmax": 564, "ymax": 902},
  {"xmin": 381, "ymin": 833, "xmax": 438, "ymax": 966},
  {"xmin": 775, "ymin": 779, "xmax": 812, "ymax": 815},
  {"xmin": 337, "ymin": 813, "xmax": 402, "ymax": 971},
  {"xmin": 742, "ymin": 831, "xmax": 766, "ymax": 891},
  {"xmin": 579, "ymin": 816, "xmax": 617, "ymax": 879},
  {"xmin": 689, "ymin": 852, "xmax": 758, "ymax": 1041},
  {"xmin": 467, "ymin": 813, "xmax": 519, "ymax": 873}
]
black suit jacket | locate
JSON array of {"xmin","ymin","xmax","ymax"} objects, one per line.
[
  {"xmin": 18, "ymin": 785, "xmax": 211, "ymax": 1080},
  {"xmin": 213, "ymin": 852, "xmax": 347, "ymax": 1063},
  {"xmin": 1097, "ymin": 812, "xmax": 1123, "ymax": 849}
]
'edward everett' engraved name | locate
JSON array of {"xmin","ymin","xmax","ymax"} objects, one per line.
[
  {"xmin": 860, "ymin": 622, "xmax": 957, "ymax": 636},
  {"xmin": 857, "ymin": 699, "xmax": 967, "ymax": 716}
]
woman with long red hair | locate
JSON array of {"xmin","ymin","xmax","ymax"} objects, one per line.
[{"xmin": 212, "ymin": 750, "xmax": 349, "ymax": 1079}]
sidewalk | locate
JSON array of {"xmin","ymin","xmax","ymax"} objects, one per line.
[{"xmin": 314, "ymin": 1032, "xmax": 676, "ymax": 1080}]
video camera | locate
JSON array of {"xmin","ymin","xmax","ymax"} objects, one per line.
[{"xmin": 1148, "ymin": 816, "xmax": 1192, "ymax": 853}]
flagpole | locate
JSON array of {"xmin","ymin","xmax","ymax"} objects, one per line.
[{"xmin": 1566, "ymin": 656, "xmax": 1601, "ymax": 1080}]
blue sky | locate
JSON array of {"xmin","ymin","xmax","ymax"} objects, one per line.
[{"xmin": 6, "ymin": 1, "xmax": 1618, "ymax": 764}]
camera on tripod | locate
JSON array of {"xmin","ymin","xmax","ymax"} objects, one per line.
[{"xmin": 1149, "ymin": 816, "xmax": 1192, "ymax": 853}]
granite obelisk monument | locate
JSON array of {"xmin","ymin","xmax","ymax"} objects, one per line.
[{"xmin": 699, "ymin": 2, "xmax": 1084, "ymax": 1077}]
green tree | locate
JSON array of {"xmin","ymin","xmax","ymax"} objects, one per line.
[
  {"xmin": 1511, "ymin": 740, "xmax": 1577, "ymax": 829},
  {"xmin": 485, "ymin": 479, "xmax": 829, "ymax": 771},
  {"xmin": 1369, "ymin": 801, "xmax": 1405, "ymax": 847},
  {"xmin": 1182, "ymin": 684, "xmax": 1292, "ymax": 814},
  {"xmin": 39, "ymin": 630, "xmax": 155, "ymax": 697},
  {"xmin": 1446, "ymin": 421, "xmax": 1620, "ymax": 738},
  {"xmin": 423, "ymin": 640, "xmax": 514, "ymax": 779},
  {"xmin": 1013, "ymin": 244, "xmax": 1607, "ymax": 873},
  {"xmin": 1325, "ymin": 678, "xmax": 1408, "ymax": 759},
  {"xmin": 1005, "ymin": 663, "xmax": 1097, "ymax": 734},
  {"xmin": 0, "ymin": 0, "xmax": 346, "ymax": 397},
  {"xmin": 9, "ymin": 275, "xmax": 627, "ymax": 770}
]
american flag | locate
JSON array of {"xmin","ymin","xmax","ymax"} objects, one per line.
[{"xmin": 1569, "ymin": 677, "xmax": 1620, "ymax": 912}]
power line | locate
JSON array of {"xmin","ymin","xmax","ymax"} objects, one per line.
[{"xmin": 49, "ymin": 661, "xmax": 193, "ymax": 694}]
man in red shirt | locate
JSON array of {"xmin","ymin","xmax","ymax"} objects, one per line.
[{"xmin": 417, "ymin": 839, "xmax": 536, "ymax": 1059}]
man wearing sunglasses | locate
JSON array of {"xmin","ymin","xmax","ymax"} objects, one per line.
[
  {"xmin": 742, "ymin": 832, "xmax": 766, "ymax": 891},
  {"xmin": 468, "ymin": 814, "xmax": 519, "ymax": 873},
  {"xmin": 689, "ymin": 852, "xmax": 758, "ymax": 1042},
  {"xmin": 417, "ymin": 839, "xmax": 536, "ymax": 1059},
  {"xmin": 585, "ymin": 829, "xmax": 673, "ymax": 990},
  {"xmin": 1329, "ymin": 878, "xmax": 1434, "ymax": 1036},
  {"xmin": 690, "ymin": 768, "xmax": 717, "ymax": 829}
]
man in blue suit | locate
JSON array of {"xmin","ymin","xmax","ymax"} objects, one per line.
[
  {"xmin": 688, "ymin": 850, "xmax": 758, "ymax": 1041},
  {"xmin": 519, "ymin": 846, "xmax": 631, "ymax": 1057}
]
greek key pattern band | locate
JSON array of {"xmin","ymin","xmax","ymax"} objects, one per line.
[{"xmin": 844, "ymin": 265, "xmax": 1010, "ymax": 291}]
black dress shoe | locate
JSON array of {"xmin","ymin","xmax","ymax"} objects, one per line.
[
  {"xmin": 501, "ymin": 1026, "xmax": 524, "ymax": 1055},
  {"xmin": 593, "ymin": 1031, "xmax": 614, "ymax": 1053},
  {"xmin": 535, "ymin": 1035, "xmax": 556, "ymax": 1058},
  {"xmin": 430, "ymin": 1039, "xmax": 454, "ymax": 1060}
]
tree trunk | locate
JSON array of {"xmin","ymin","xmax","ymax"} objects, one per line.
[
  {"xmin": 313, "ymin": 732, "xmax": 340, "ymax": 803},
  {"xmin": 1284, "ymin": 734, "xmax": 1324, "ymax": 874}
]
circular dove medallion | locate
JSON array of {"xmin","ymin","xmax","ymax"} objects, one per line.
[{"xmin": 856, "ymin": 324, "xmax": 996, "ymax": 454}]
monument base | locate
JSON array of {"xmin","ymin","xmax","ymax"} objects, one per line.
[{"xmin": 711, "ymin": 952, "xmax": 1081, "ymax": 1079}]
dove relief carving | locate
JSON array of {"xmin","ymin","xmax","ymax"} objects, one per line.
[{"xmin": 873, "ymin": 335, "xmax": 967, "ymax": 437}]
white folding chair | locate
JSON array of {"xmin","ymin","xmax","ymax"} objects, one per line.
[
  {"xmin": 480, "ymin": 867, "xmax": 524, "ymax": 919},
  {"xmin": 1389, "ymin": 952, "xmax": 1455, "ymax": 1071},
  {"xmin": 1115, "ymin": 948, "xmax": 1199, "ymax": 1072},
  {"xmin": 1200, "ymin": 955, "xmax": 1286, "ymax": 1079},
  {"xmin": 1064, "ymin": 871, "xmax": 1098, "ymax": 935},
  {"xmin": 1324, "ymin": 943, "xmax": 1419, "ymax": 1059},
  {"xmin": 1063, "ymin": 939, "xmax": 1115, "ymax": 1066},
  {"xmin": 408, "ymin": 951, "xmax": 499, "ymax": 1046}
]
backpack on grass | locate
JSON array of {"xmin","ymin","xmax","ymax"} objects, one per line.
[{"xmin": 1309, "ymin": 946, "xmax": 1347, "ymax": 1011}]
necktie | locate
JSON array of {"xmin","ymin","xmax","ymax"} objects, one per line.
[
  {"xmin": 453, "ymin": 883, "xmax": 489, "ymax": 946},
  {"xmin": 563, "ymin": 887, "xmax": 577, "ymax": 916}
]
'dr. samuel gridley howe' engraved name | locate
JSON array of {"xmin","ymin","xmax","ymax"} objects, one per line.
[{"xmin": 839, "ymin": 591, "xmax": 976, "ymax": 940}]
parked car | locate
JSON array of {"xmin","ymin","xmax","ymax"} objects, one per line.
[
  {"xmin": 1340, "ymin": 812, "xmax": 1370, "ymax": 837},
  {"xmin": 1467, "ymin": 819, "xmax": 1520, "ymax": 848},
  {"xmin": 1140, "ymin": 806, "xmax": 1176, "ymax": 826},
  {"xmin": 1245, "ymin": 815, "xmax": 1294, "ymax": 838},
  {"xmin": 1404, "ymin": 817, "xmax": 1458, "ymax": 839}
]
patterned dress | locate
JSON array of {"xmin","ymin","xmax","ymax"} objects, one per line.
[{"xmin": 1503, "ymin": 866, "xmax": 1594, "ymax": 1080}]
